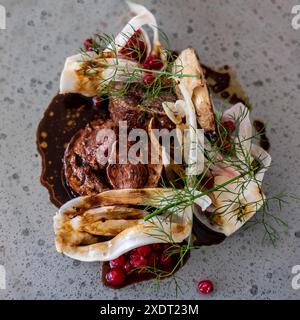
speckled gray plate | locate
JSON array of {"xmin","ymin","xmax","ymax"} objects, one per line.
[{"xmin": 0, "ymin": 0, "xmax": 299, "ymax": 300}]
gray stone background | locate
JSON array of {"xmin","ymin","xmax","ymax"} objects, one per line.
[{"xmin": 0, "ymin": 0, "xmax": 299, "ymax": 300}]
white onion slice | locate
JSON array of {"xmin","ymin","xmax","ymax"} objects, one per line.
[
  {"xmin": 222, "ymin": 102, "xmax": 253, "ymax": 166},
  {"xmin": 139, "ymin": 27, "xmax": 152, "ymax": 56},
  {"xmin": 54, "ymin": 188, "xmax": 211, "ymax": 261},
  {"xmin": 173, "ymin": 48, "xmax": 216, "ymax": 132},
  {"xmin": 60, "ymin": 55, "xmax": 138, "ymax": 96},
  {"xmin": 60, "ymin": 2, "xmax": 161, "ymax": 96},
  {"xmin": 177, "ymin": 80, "xmax": 204, "ymax": 176},
  {"xmin": 250, "ymin": 144, "xmax": 272, "ymax": 182},
  {"xmin": 106, "ymin": 1, "xmax": 159, "ymax": 54},
  {"xmin": 162, "ymin": 100, "xmax": 186, "ymax": 125},
  {"xmin": 195, "ymin": 103, "xmax": 272, "ymax": 236}
]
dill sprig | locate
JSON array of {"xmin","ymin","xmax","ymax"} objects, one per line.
[
  {"xmin": 79, "ymin": 28, "xmax": 200, "ymax": 100},
  {"xmin": 141, "ymin": 105, "xmax": 294, "ymax": 288},
  {"xmin": 144, "ymin": 171, "xmax": 248, "ymax": 221}
]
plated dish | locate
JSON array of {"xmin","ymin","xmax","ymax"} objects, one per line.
[{"xmin": 37, "ymin": 2, "xmax": 279, "ymax": 292}]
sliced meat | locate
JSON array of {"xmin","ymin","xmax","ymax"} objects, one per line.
[
  {"xmin": 64, "ymin": 85, "xmax": 174, "ymax": 195},
  {"xmin": 143, "ymin": 91, "xmax": 177, "ymax": 131},
  {"xmin": 108, "ymin": 83, "xmax": 146, "ymax": 130},
  {"xmin": 107, "ymin": 139, "xmax": 163, "ymax": 189},
  {"xmin": 109, "ymin": 83, "xmax": 177, "ymax": 130},
  {"xmin": 145, "ymin": 163, "xmax": 163, "ymax": 187},
  {"xmin": 65, "ymin": 158, "xmax": 108, "ymax": 195},
  {"xmin": 143, "ymin": 91, "xmax": 177, "ymax": 114},
  {"xmin": 64, "ymin": 119, "xmax": 116, "ymax": 196},
  {"xmin": 106, "ymin": 163, "xmax": 149, "ymax": 189},
  {"xmin": 108, "ymin": 82, "xmax": 145, "ymax": 98},
  {"xmin": 72, "ymin": 119, "xmax": 116, "ymax": 171},
  {"xmin": 109, "ymin": 95, "xmax": 146, "ymax": 130}
]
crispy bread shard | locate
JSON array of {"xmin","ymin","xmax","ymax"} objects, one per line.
[{"xmin": 174, "ymin": 48, "xmax": 216, "ymax": 132}]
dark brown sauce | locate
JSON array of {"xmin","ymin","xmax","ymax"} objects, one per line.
[
  {"xmin": 193, "ymin": 217, "xmax": 226, "ymax": 246},
  {"xmin": 202, "ymin": 65, "xmax": 270, "ymax": 151},
  {"xmin": 202, "ymin": 64, "xmax": 251, "ymax": 108},
  {"xmin": 36, "ymin": 93, "xmax": 109, "ymax": 207},
  {"xmin": 253, "ymin": 119, "xmax": 270, "ymax": 151}
]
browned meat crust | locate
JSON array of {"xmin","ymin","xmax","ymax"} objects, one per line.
[
  {"xmin": 106, "ymin": 163, "xmax": 149, "ymax": 189},
  {"xmin": 64, "ymin": 86, "xmax": 176, "ymax": 195},
  {"xmin": 109, "ymin": 89, "xmax": 177, "ymax": 131},
  {"xmin": 64, "ymin": 119, "xmax": 115, "ymax": 196},
  {"xmin": 109, "ymin": 94, "xmax": 146, "ymax": 129}
]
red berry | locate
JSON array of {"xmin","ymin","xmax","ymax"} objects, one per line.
[
  {"xmin": 129, "ymin": 248, "xmax": 137, "ymax": 255},
  {"xmin": 137, "ymin": 245, "xmax": 152, "ymax": 257},
  {"xmin": 223, "ymin": 136, "xmax": 232, "ymax": 151},
  {"xmin": 198, "ymin": 279, "xmax": 214, "ymax": 295},
  {"xmin": 162, "ymin": 243, "xmax": 171, "ymax": 251},
  {"xmin": 202, "ymin": 175, "xmax": 214, "ymax": 190},
  {"xmin": 130, "ymin": 253, "xmax": 148, "ymax": 268},
  {"xmin": 143, "ymin": 73, "xmax": 156, "ymax": 85},
  {"xmin": 159, "ymin": 253, "xmax": 172, "ymax": 268},
  {"xmin": 222, "ymin": 120, "xmax": 235, "ymax": 134},
  {"xmin": 106, "ymin": 268, "xmax": 125, "ymax": 286},
  {"xmin": 119, "ymin": 29, "xmax": 147, "ymax": 60},
  {"xmin": 152, "ymin": 243, "xmax": 162, "ymax": 251},
  {"xmin": 84, "ymin": 38, "xmax": 94, "ymax": 51},
  {"xmin": 147, "ymin": 253, "xmax": 158, "ymax": 267},
  {"xmin": 92, "ymin": 96, "xmax": 102, "ymax": 107},
  {"xmin": 142, "ymin": 54, "xmax": 163, "ymax": 71},
  {"xmin": 109, "ymin": 255, "xmax": 125, "ymax": 268},
  {"xmin": 220, "ymin": 121, "xmax": 235, "ymax": 152},
  {"xmin": 123, "ymin": 262, "xmax": 133, "ymax": 274}
]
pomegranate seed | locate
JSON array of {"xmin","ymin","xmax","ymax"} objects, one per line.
[
  {"xmin": 147, "ymin": 253, "xmax": 158, "ymax": 267},
  {"xmin": 84, "ymin": 38, "xmax": 94, "ymax": 51},
  {"xmin": 222, "ymin": 120, "xmax": 235, "ymax": 134},
  {"xmin": 109, "ymin": 255, "xmax": 125, "ymax": 268},
  {"xmin": 130, "ymin": 253, "xmax": 148, "ymax": 268},
  {"xmin": 142, "ymin": 53, "xmax": 163, "ymax": 71},
  {"xmin": 123, "ymin": 262, "xmax": 133, "ymax": 274},
  {"xmin": 162, "ymin": 243, "xmax": 171, "ymax": 251},
  {"xmin": 106, "ymin": 268, "xmax": 125, "ymax": 286},
  {"xmin": 129, "ymin": 248, "xmax": 137, "ymax": 255},
  {"xmin": 119, "ymin": 29, "xmax": 146, "ymax": 60},
  {"xmin": 143, "ymin": 73, "xmax": 156, "ymax": 85},
  {"xmin": 202, "ymin": 175, "xmax": 214, "ymax": 190},
  {"xmin": 223, "ymin": 136, "xmax": 232, "ymax": 151},
  {"xmin": 159, "ymin": 253, "xmax": 172, "ymax": 268},
  {"xmin": 152, "ymin": 243, "xmax": 162, "ymax": 251},
  {"xmin": 92, "ymin": 96, "xmax": 102, "ymax": 107},
  {"xmin": 198, "ymin": 279, "xmax": 214, "ymax": 295},
  {"xmin": 137, "ymin": 245, "xmax": 152, "ymax": 257}
]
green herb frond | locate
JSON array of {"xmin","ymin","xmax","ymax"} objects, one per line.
[{"xmin": 79, "ymin": 28, "xmax": 198, "ymax": 100}]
